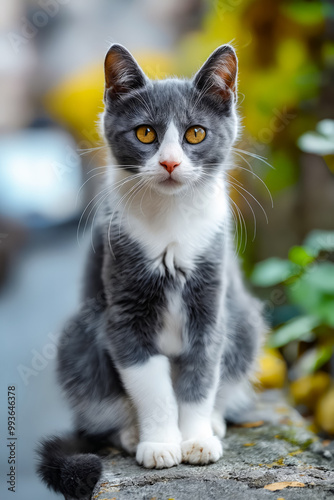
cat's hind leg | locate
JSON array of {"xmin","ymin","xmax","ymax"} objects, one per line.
[
  {"xmin": 119, "ymin": 423, "xmax": 139, "ymax": 455},
  {"xmin": 211, "ymin": 378, "xmax": 254, "ymax": 439},
  {"xmin": 211, "ymin": 408, "xmax": 227, "ymax": 439},
  {"xmin": 73, "ymin": 394, "xmax": 139, "ymax": 455}
]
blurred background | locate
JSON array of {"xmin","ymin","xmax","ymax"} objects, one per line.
[{"xmin": 0, "ymin": 0, "xmax": 333, "ymax": 498}]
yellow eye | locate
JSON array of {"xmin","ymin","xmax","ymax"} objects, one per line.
[
  {"xmin": 185, "ymin": 126, "xmax": 206, "ymax": 144},
  {"xmin": 136, "ymin": 125, "xmax": 156, "ymax": 144}
]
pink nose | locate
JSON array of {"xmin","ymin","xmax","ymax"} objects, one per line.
[{"xmin": 160, "ymin": 160, "xmax": 181, "ymax": 175}]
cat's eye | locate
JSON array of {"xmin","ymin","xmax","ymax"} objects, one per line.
[
  {"xmin": 136, "ymin": 125, "xmax": 157, "ymax": 144},
  {"xmin": 185, "ymin": 126, "xmax": 206, "ymax": 144}
]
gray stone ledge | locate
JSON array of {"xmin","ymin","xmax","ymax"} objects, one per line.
[{"xmin": 93, "ymin": 391, "xmax": 334, "ymax": 500}]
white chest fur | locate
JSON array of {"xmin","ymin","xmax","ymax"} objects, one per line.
[
  {"xmin": 116, "ymin": 177, "xmax": 228, "ymax": 275},
  {"xmin": 158, "ymin": 291, "xmax": 185, "ymax": 357}
]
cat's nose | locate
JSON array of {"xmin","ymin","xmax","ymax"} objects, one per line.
[{"xmin": 159, "ymin": 160, "xmax": 181, "ymax": 174}]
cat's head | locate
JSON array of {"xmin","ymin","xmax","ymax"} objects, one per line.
[{"xmin": 103, "ymin": 44, "xmax": 239, "ymax": 196}]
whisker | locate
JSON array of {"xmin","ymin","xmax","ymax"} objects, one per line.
[
  {"xmin": 198, "ymin": 161, "xmax": 273, "ymax": 209},
  {"xmin": 231, "ymin": 163, "xmax": 273, "ymax": 208},
  {"xmin": 78, "ymin": 145, "xmax": 108, "ymax": 156},
  {"xmin": 86, "ymin": 164, "xmax": 142, "ymax": 176},
  {"xmin": 107, "ymin": 178, "xmax": 146, "ymax": 256},
  {"xmin": 77, "ymin": 174, "xmax": 143, "ymax": 248},
  {"xmin": 232, "ymin": 147, "xmax": 274, "ymax": 169},
  {"xmin": 225, "ymin": 179, "xmax": 257, "ymax": 241},
  {"xmin": 226, "ymin": 173, "xmax": 269, "ymax": 224},
  {"xmin": 229, "ymin": 196, "xmax": 247, "ymax": 254},
  {"xmin": 229, "ymin": 203, "xmax": 241, "ymax": 254},
  {"xmin": 139, "ymin": 178, "xmax": 153, "ymax": 217},
  {"xmin": 118, "ymin": 179, "xmax": 147, "ymax": 237},
  {"xmin": 90, "ymin": 175, "xmax": 144, "ymax": 240},
  {"xmin": 76, "ymin": 171, "xmax": 108, "ymax": 204}
]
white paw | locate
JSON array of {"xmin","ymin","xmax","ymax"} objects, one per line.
[
  {"xmin": 136, "ymin": 441, "xmax": 181, "ymax": 469},
  {"xmin": 181, "ymin": 435, "xmax": 223, "ymax": 465},
  {"xmin": 119, "ymin": 425, "xmax": 139, "ymax": 455},
  {"xmin": 211, "ymin": 411, "xmax": 226, "ymax": 438}
]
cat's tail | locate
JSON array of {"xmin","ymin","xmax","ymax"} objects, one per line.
[{"xmin": 36, "ymin": 434, "xmax": 103, "ymax": 500}]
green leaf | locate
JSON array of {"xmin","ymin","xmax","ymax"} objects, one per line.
[
  {"xmin": 288, "ymin": 246, "xmax": 314, "ymax": 266},
  {"xmin": 251, "ymin": 258, "xmax": 299, "ymax": 287},
  {"xmin": 287, "ymin": 275, "xmax": 334, "ymax": 326},
  {"xmin": 287, "ymin": 276, "xmax": 321, "ymax": 313},
  {"xmin": 314, "ymin": 297, "xmax": 334, "ymax": 327},
  {"xmin": 304, "ymin": 230, "xmax": 334, "ymax": 255},
  {"xmin": 268, "ymin": 315, "xmax": 321, "ymax": 348},
  {"xmin": 306, "ymin": 263, "xmax": 334, "ymax": 293}
]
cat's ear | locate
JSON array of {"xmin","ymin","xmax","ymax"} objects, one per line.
[
  {"xmin": 104, "ymin": 44, "xmax": 147, "ymax": 99},
  {"xmin": 193, "ymin": 45, "xmax": 238, "ymax": 102}
]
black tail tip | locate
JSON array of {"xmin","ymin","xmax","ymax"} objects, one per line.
[
  {"xmin": 60, "ymin": 454, "xmax": 102, "ymax": 499},
  {"xmin": 37, "ymin": 436, "xmax": 102, "ymax": 499}
]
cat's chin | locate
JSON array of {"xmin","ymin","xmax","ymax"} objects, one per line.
[{"xmin": 154, "ymin": 178, "xmax": 187, "ymax": 196}]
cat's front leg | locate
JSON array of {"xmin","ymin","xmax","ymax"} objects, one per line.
[
  {"xmin": 119, "ymin": 355, "xmax": 182, "ymax": 469},
  {"xmin": 176, "ymin": 360, "xmax": 223, "ymax": 465}
]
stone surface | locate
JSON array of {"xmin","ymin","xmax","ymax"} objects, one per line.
[{"xmin": 93, "ymin": 391, "xmax": 334, "ymax": 500}]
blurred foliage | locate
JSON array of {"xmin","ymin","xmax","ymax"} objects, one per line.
[
  {"xmin": 298, "ymin": 119, "xmax": 334, "ymax": 174},
  {"xmin": 316, "ymin": 387, "xmax": 334, "ymax": 434},
  {"xmin": 251, "ymin": 230, "xmax": 334, "ymax": 433},
  {"xmin": 251, "ymin": 230, "xmax": 334, "ymax": 368},
  {"xmin": 290, "ymin": 371, "xmax": 331, "ymax": 410},
  {"xmin": 255, "ymin": 348, "xmax": 287, "ymax": 390},
  {"xmin": 298, "ymin": 119, "xmax": 334, "ymax": 156}
]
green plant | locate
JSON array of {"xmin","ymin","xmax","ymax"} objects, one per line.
[{"xmin": 251, "ymin": 230, "xmax": 334, "ymax": 376}]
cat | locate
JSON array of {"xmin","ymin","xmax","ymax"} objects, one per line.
[{"xmin": 37, "ymin": 43, "xmax": 266, "ymax": 500}]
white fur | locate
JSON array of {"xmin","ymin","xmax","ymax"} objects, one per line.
[
  {"xmin": 158, "ymin": 290, "xmax": 185, "ymax": 357},
  {"xmin": 111, "ymin": 179, "xmax": 228, "ymax": 278},
  {"xmin": 158, "ymin": 121, "xmax": 184, "ymax": 168},
  {"xmin": 136, "ymin": 441, "xmax": 181, "ymax": 469},
  {"xmin": 126, "ymin": 182, "xmax": 227, "ymax": 273},
  {"xmin": 118, "ymin": 355, "xmax": 181, "ymax": 467},
  {"xmin": 181, "ymin": 435, "xmax": 223, "ymax": 464},
  {"xmin": 211, "ymin": 410, "xmax": 227, "ymax": 438}
]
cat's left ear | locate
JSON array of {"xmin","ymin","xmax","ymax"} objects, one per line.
[
  {"xmin": 193, "ymin": 45, "xmax": 238, "ymax": 102},
  {"xmin": 104, "ymin": 44, "xmax": 147, "ymax": 99}
]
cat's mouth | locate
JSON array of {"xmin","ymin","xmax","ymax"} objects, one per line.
[
  {"xmin": 155, "ymin": 175, "xmax": 186, "ymax": 195},
  {"xmin": 160, "ymin": 177, "xmax": 182, "ymax": 187}
]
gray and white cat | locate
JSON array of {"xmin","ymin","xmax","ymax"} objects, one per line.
[{"xmin": 37, "ymin": 44, "xmax": 266, "ymax": 499}]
